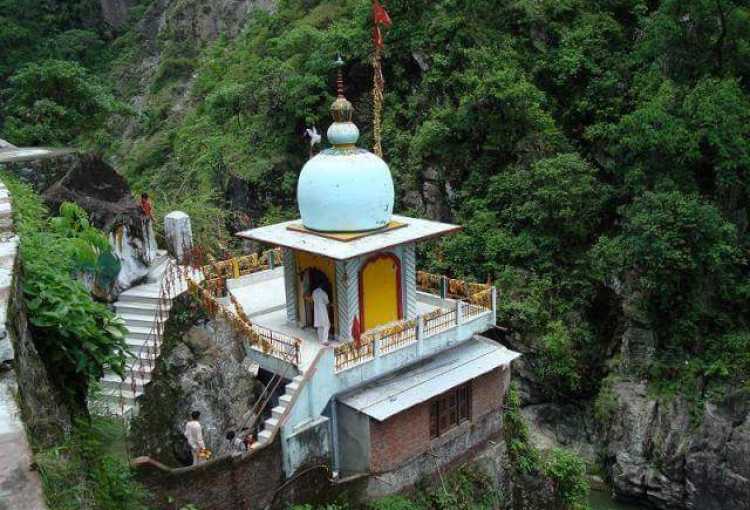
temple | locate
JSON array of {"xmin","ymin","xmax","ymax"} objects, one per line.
[{"xmin": 225, "ymin": 61, "xmax": 521, "ymax": 494}]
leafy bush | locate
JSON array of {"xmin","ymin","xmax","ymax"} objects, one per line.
[
  {"xmin": 3, "ymin": 176, "xmax": 129, "ymax": 416},
  {"xmin": 34, "ymin": 416, "xmax": 149, "ymax": 510},
  {"xmin": 544, "ymin": 448, "xmax": 590, "ymax": 510},
  {"xmin": 535, "ymin": 320, "xmax": 583, "ymax": 395},
  {"xmin": 503, "ymin": 384, "xmax": 542, "ymax": 476}
]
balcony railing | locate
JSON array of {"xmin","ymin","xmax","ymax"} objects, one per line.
[
  {"xmin": 201, "ymin": 248, "xmax": 283, "ymax": 281},
  {"xmin": 334, "ymin": 273, "xmax": 495, "ymax": 372},
  {"xmin": 187, "ymin": 260, "xmax": 301, "ymax": 367}
]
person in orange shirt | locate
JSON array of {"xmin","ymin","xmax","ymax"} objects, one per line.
[{"xmin": 140, "ymin": 192, "xmax": 154, "ymax": 221}]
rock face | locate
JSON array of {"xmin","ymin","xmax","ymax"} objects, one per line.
[
  {"xmin": 601, "ymin": 381, "xmax": 750, "ymax": 509},
  {"xmin": 131, "ymin": 296, "xmax": 263, "ymax": 466},
  {"xmin": 1, "ymin": 150, "xmax": 156, "ymax": 299},
  {"xmin": 402, "ymin": 164, "xmax": 454, "ymax": 222},
  {"xmin": 100, "ymin": 0, "xmax": 136, "ymax": 28}
]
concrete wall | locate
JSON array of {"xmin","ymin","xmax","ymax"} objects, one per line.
[
  {"xmin": 282, "ymin": 415, "xmax": 331, "ymax": 477},
  {"xmin": 0, "ymin": 178, "xmax": 52, "ymax": 510},
  {"xmin": 336, "ymin": 402, "xmax": 371, "ymax": 475}
]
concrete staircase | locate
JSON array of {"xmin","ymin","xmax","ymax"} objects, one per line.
[
  {"xmin": 251, "ymin": 374, "xmax": 305, "ymax": 449},
  {"xmin": 98, "ymin": 261, "xmax": 195, "ymax": 417}
]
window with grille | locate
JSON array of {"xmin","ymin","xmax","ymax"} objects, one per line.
[{"xmin": 429, "ymin": 381, "xmax": 471, "ymax": 438}]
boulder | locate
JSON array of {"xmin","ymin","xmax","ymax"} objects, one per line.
[
  {"xmin": 1, "ymin": 150, "xmax": 156, "ymax": 300},
  {"xmin": 131, "ymin": 300, "xmax": 263, "ymax": 466}
]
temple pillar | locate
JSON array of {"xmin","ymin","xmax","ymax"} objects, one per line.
[
  {"xmin": 335, "ymin": 258, "xmax": 359, "ymax": 341},
  {"xmin": 283, "ymin": 248, "xmax": 298, "ymax": 325}
]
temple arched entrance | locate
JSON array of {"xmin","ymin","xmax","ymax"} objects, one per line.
[
  {"xmin": 359, "ymin": 253, "xmax": 402, "ymax": 331},
  {"xmin": 299, "ymin": 267, "xmax": 335, "ymax": 335}
]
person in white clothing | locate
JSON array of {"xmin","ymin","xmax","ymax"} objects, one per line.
[
  {"xmin": 311, "ymin": 286, "xmax": 330, "ymax": 345},
  {"xmin": 184, "ymin": 410, "xmax": 206, "ymax": 465}
]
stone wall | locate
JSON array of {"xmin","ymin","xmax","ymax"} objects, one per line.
[
  {"xmin": 134, "ymin": 435, "xmax": 285, "ymax": 510},
  {"xmin": 0, "ymin": 178, "xmax": 53, "ymax": 510}
]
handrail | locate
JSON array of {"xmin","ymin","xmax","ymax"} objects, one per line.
[
  {"xmin": 333, "ymin": 274, "xmax": 494, "ymax": 373},
  {"xmin": 201, "ymin": 248, "xmax": 283, "ymax": 281},
  {"xmin": 187, "ymin": 278, "xmax": 302, "ymax": 367}
]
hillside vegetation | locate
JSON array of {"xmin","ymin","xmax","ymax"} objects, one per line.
[{"xmin": 2, "ymin": 0, "xmax": 749, "ymax": 435}]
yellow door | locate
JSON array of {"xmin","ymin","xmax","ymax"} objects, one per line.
[{"xmin": 360, "ymin": 254, "xmax": 401, "ymax": 331}]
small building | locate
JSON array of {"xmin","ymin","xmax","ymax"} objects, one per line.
[{"xmin": 230, "ymin": 65, "xmax": 520, "ymax": 496}]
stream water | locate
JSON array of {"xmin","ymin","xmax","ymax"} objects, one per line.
[{"xmin": 588, "ymin": 489, "xmax": 648, "ymax": 510}]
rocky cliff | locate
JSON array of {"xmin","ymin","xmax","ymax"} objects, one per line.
[
  {"xmin": 131, "ymin": 293, "xmax": 263, "ymax": 466},
  {"xmin": 517, "ymin": 365, "xmax": 750, "ymax": 509},
  {"xmin": 602, "ymin": 381, "xmax": 750, "ymax": 509},
  {"xmin": 0, "ymin": 149, "xmax": 156, "ymax": 300}
]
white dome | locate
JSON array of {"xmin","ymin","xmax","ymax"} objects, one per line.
[{"xmin": 298, "ymin": 147, "xmax": 394, "ymax": 232}]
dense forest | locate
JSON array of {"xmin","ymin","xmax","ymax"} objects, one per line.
[{"xmin": 1, "ymin": 1, "xmax": 749, "ymax": 506}]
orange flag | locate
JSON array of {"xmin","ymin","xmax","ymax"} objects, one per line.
[
  {"xmin": 372, "ymin": 0, "xmax": 392, "ymax": 48},
  {"xmin": 352, "ymin": 316, "xmax": 362, "ymax": 349}
]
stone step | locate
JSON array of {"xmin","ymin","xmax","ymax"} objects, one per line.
[
  {"xmin": 125, "ymin": 325, "xmax": 160, "ymax": 341},
  {"xmin": 257, "ymin": 429, "xmax": 272, "ymax": 444},
  {"xmin": 278, "ymin": 394, "xmax": 292, "ymax": 406},
  {"xmin": 120, "ymin": 313, "xmax": 166, "ymax": 329},
  {"xmin": 115, "ymin": 301, "xmax": 170, "ymax": 316},
  {"xmin": 271, "ymin": 406, "xmax": 286, "ymax": 420},
  {"xmin": 285, "ymin": 381, "xmax": 300, "ymax": 394},
  {"xmin": 292, "ymin": 375, "xmax": 304, "ymax": 383},
  {"xmin": 117, "ymin": 290, "xmax": 164, "ymax": 305},
  {"xmin": 125, "ymin": 337, "xmax": 161, "ymax": 359},
  {"xmin": 101, "ymin": 372, "xmax": 151, "ymax": 392},
  {"xmin": 100, "ymin": 386, "xmax": 139, "ymax": 404},
  {"xmin": 263, "ymin": 417, "xmax": 279, "ymax": 430},
  {"xmin": 123, "ymin": 362, "xmax": 154, "ymax": 379}
]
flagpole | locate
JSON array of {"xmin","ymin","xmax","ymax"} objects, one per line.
[
  {"xmin": 371, "ymin": 0, "xmax": 390, "ymax": 158},
  {"xmin": 372, "ymin": 43, "xmax": 384, "ymax": 158}
]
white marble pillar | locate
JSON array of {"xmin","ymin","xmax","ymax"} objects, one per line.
[{"xmin": 164, "ymin": 211, "xmax": 193, "ymax": 263}]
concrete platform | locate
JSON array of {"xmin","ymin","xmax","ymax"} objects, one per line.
[{"xmin": 228, "ymin": 268, "xmax": 442, "ymax": 371}]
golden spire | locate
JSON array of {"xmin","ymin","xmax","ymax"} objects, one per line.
[{"xmin": 330, "ymin": 54, "xmax": 354, "ymax": 123}]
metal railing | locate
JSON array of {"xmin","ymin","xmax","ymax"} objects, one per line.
[
  {"xmin": 201, "ymin": 248, "xmax": 283, "ymax": 281},
  {"xmin": 334, "ymin": 338, "xmax": 375, "ymax": 372},
  {"xmin": 422, "ymin": 307, "xmax": 457, "ymax": 338},
  {"xmin": 187, "ymin": 277, "xmax": 301, "ymax": 367},
  {"xmin": 369, "ymin": 318, "xmax": 418, "ymax": 354},
  {"xmin": 250, "ymin": 323, "xmax": 301, "ymax": 367},
  {"xmin": 333, "ymin": 273, "xmax": 496, "ymax": 373}
]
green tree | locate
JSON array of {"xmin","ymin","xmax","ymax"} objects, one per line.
[{"xmin": 2, "ymin": 59, "xmax": 123, "ymax": 146}]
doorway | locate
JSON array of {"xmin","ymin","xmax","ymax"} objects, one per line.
[
  {"xmin": 359, "ymin": 253, "xmax": 402, "ymax": 331},
  {"xmin": 299, "ymin": 267, "xmax": 335, "ymax": 335}
]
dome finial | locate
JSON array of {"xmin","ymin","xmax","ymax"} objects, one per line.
[
  {"xmin": 334, "ymin": 53, "xmax": 345, "ymax": 98},
  {"xmin": 328, "ymin": 53, "xmax": 358, "ymax": 146}
]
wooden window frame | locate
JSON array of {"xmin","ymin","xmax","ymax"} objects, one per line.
[{"xmin": 429, "ymin": 381, "xmax": 472, "ymax": 439}]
